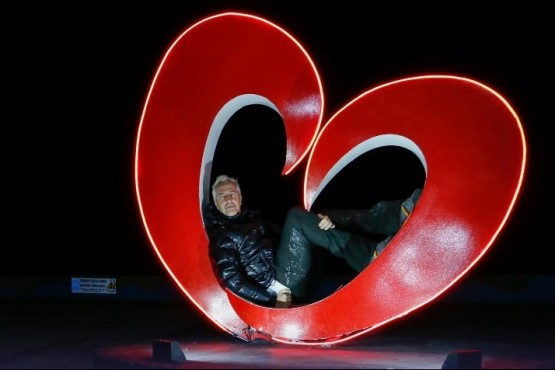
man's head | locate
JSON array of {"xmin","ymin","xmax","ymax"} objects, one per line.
[{"xmin": 212, "ymin": 175, "xmax": 242, "ymax": 217}]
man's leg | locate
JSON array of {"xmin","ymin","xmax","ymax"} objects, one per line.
[
  {"xmin": 323, "ymin": 189, "xmax": 423, "ymax": 236},
  {"xmin": 322, "ymin": 199, "xmax": 403, "ymax": 236},
  {"xmin": 274, "ymin": 206, "xmax": 376, "ymax": 299},
  {"xmin": 275, "ymin": 190, "xmax": 423, "ymax": 299}
]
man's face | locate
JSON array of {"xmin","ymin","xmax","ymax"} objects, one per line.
[{"xmin": 214, "ymin": 181, "xmax": 242, "ymax": 217}]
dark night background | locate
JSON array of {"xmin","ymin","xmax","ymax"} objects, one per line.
[{"xmin": 4, "ymin": 2, "xmax": 553, "ymax": 285}]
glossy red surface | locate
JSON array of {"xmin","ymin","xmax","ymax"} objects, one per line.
[{"xmin": 135, "ymin": 13, "xmax": 526, "ymax": 344}]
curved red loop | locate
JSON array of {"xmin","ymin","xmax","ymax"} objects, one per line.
[
  {"xmin": 135, "ymin": 12, "xmax": 323, "ymax": 340},
  {"xmin": 229, "ymin": 76, "xmax": 526, "ymax": 344}
]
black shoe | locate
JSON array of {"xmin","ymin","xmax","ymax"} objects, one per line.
[{"xmin": 400, "ymin": 188, "xmax": 422, "ymax": 224}]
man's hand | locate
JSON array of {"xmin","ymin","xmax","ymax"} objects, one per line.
[
  {"xmin": 275, "ymin": 289, "xmax": 292, "ymax": 308},
  {"xmin": 317, "ymin": 213, "xmax": 335, "ymax": 230}
]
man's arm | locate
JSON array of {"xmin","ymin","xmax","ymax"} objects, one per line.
[{"xmin": 208, "ymin": 228, "xmax": 278, "ymax": 307}]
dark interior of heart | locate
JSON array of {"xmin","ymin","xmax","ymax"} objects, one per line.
[{"xmin": 211, "ymin": 104, "xmax": 426, "ymax": 302}]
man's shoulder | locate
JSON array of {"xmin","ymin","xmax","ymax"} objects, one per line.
[{"xmin": 202, "ymin": 203, "xmax": 221, "ymax": 230}]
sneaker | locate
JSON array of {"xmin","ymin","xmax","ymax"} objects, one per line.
[
  {"xmin": 370, "ymin": 235, "xmax": 393, "ymax": 262},
  {"xmin": 400, "ymin": 188, "xmax": 422, "ymax": 224}
]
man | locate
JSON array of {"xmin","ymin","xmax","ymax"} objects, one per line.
[{"xmin": 203, "ymin": 174, "xmax": 421, "ymax": 308}]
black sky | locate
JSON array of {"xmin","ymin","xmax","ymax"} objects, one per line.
[{"xmin": 5, "ymin": 2, "xmax": 553, "ymax": 278}]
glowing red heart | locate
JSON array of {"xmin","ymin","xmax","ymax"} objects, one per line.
[{"xmin": 134, "ymin": 12, "xmax": 526, "ymax": 344}]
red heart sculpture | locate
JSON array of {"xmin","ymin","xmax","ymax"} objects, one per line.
[{"xmin": 134, "ymin": 12, "xmax": 526, "ymax": 344}]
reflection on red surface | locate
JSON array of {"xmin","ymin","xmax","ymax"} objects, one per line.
[{"xmin": 134, "ymin": 12, "xmax": 526, "ymax": 344}]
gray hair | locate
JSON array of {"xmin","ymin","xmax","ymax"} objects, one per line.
[{"xmin": 211, "ymin": 175, "xmax": 241, "ymax": 202}]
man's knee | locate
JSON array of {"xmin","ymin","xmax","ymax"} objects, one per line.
[{"xmin": 285, "ymin": 206, "xmax": 308, "ymax": 224}]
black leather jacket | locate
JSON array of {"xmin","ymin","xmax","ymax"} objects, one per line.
[{"xmin": 203, "ymin": 203, "xmax": 282, "ymax": 307}]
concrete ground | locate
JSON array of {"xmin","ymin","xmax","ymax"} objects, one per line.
[
  {"xmin": 0, "ymin": 274, "xmax": 554, "ymax": 369},
  {"xmin": 0, "ymin": 298, "xmax": 554, "ymax": 369}
]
